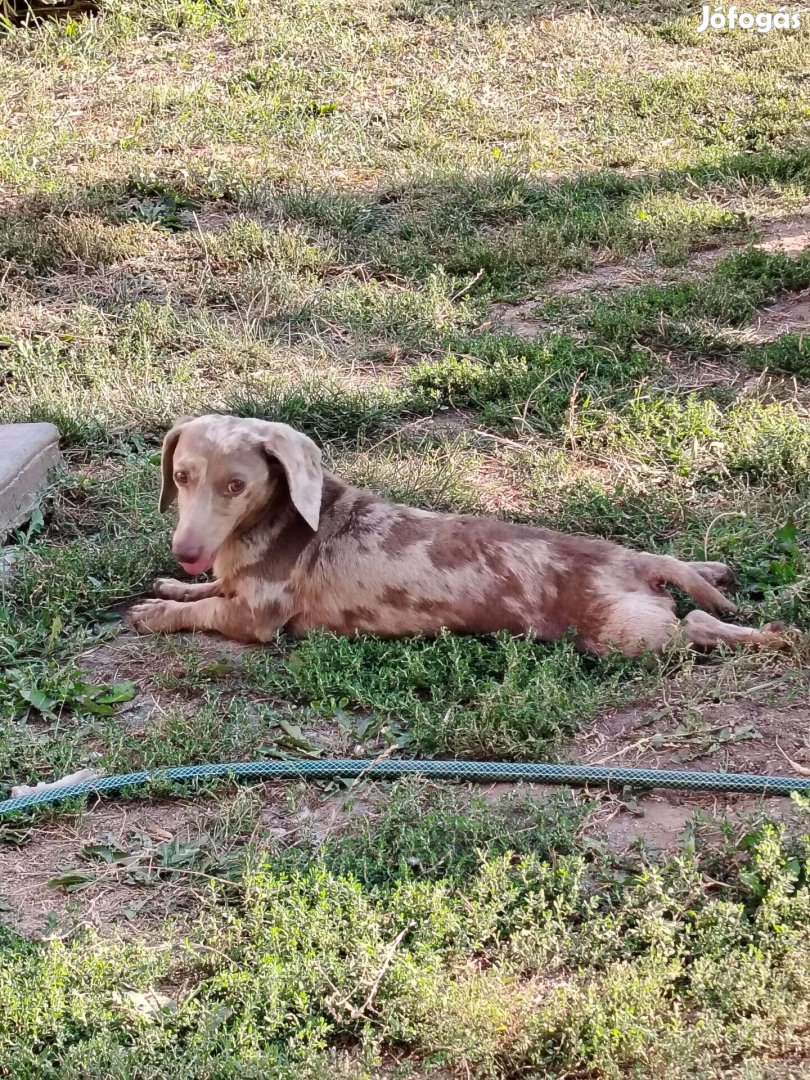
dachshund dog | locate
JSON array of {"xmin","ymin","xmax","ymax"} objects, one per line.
[{"xmin": 128, "ymin": 414, "xmax": 787, "ymax": 656}]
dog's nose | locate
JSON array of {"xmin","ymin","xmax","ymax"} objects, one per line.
[
  {"xmin": 172, "ymin": 537, "xmax": 215, "ymax": 575},
  {"xmin": 172, "ymin": 540, "xmax": 205, "ymax": 563}
]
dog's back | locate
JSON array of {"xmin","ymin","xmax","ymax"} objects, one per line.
[{"xmin": 224, "ymin": 473, "xmax": 653, "ymax": 646}]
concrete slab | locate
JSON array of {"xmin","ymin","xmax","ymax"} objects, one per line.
[{"xmin": 0, "ymin": 423, "xmax": 62, "ymax": 539}]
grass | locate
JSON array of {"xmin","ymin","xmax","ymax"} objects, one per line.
[
  {"xmin": 245, "ymin": 631, "xmax": 638, "ymax": 758},
  {"xmin": 1, "ymin": 0, "xmax": 810, "ymax": 1075},
  {"xmin": 1, "ymin": 790, "xmax": 809, "ymax": 1078}
]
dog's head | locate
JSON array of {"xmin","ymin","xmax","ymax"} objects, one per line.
[{"xmin": 158, "ymin": 415, "xmax": 323, "ymax": 574}]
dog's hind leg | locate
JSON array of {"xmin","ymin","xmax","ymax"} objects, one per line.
[
  {"xmin": 682, "ymin": 609, "xmax": 789, "ymax": 649},
  {"xmin": 592, "ymin": 593, "xmax": 679, "ymax": 657},
  {"xmin": 592, "ymin": 593, "xmax": 789, "ymax": 657}
]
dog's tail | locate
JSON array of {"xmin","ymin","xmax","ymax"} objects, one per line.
[{"xmin": 641, "ymin": 554, "xmax": 737, "ymax": 615}]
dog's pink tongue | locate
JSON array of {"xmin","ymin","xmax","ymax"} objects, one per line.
[{"xmin": 180, "ymin": 558, "xmax": 213, "ymax": 575}]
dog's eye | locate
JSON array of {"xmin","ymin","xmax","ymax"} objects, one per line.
[
  {"xmin": 174, "ymin": 470, "xmax": 189, "ymax": 485},
  {"xmin": 228, "ymin": 479, "xmax": 246, "ymax": 494}
]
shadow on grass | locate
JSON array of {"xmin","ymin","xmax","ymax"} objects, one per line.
[
  {"xmin": 1, "ymin": 146, "xmax": 808, "ymax": 449},
  {"xmin": 2, "ymin": 145, "xmax": 808, "ymax": 286}
]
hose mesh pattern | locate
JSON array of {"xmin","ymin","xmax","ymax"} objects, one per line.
[{"xmin": 1, "ymin": 759, "xmax": 809, "ymax": 816}]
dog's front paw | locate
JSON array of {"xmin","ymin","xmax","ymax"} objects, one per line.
[
  {"xmin": 154, "ymin": 577, "xmax": 188, "ymax": 600},
  {"xmin": 128, "ymin": 598, "xmax": 180, "ymax": 634}
]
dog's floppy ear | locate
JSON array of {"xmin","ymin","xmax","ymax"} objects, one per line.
[
  {"xmin": 261, "ymin": 423, "xmax": 323, "ymax": 531},
  {"xmin": 159, "ymin": 418, "xmax": 191, "ymax": 513}
]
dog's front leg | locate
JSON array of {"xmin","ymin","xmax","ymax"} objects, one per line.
[
  {"xmin": 152, "ymin": 577, "xmax": 224, "ymax": 602},
  {"xmin": 128, "ymin": 596, "xmax": 279, "ymax": 642}
]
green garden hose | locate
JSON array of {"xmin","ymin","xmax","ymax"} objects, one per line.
[{"xmin": 1, "ymin": 759, "xmax": 808, "ymax": 817}]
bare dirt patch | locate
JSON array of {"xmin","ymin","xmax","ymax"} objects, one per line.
[
  {"xmin": 0, "ymin": 778, "xmax": 385, "ymax": 939},
  {"xmin": 746, "ymin": 290, "xmax": 810, "ymax": 342},
  {"xmin": 419, "ymin": 407, "xmax": 477, "ymax": 435},
  {"xmin": 76, "ymin": 623, "xmax": 370, "ymax": 759},
  {"xmin": 590, "ymin": 790, "xmax": 798, "ymax": 854},
  {"xmin": 0, "ymin": 798, "xmax": 214, "ymax": 939},
  {"xmin": 82, "ymin": 629, "xmax": 256, "ymax": 678},
  {"xmin": 261, "ymin": 780, "xmax": 385, "ymax": 848},
  {"xmin": 567, "ymin": 673, "xmax": 809, "ymax": 852},
  {"xmin": 573, "ymin": 690, "xmax": 810, "ymax": 776},
  {"xmin": 192, "ymin": 204, "xmax": 256, "ymax": 233},
  {"xmin": 471, "ymin": 453, "xmax": 536, "ymax": 514},
  {"xmin": 493, "ymin": 210, "xmax": 810, "ymax": 319},
  {"xmin": 478, "ymin": 300, "xmax": 552, "ymax": 338},
  {"xmin": 552, "ymin": 262, "xmax": 661, "ymax": 297},
  {"xmin": 756, "ymin": 214, "xmax": 810, "ymax": 256},
  {"xmin": 76, "ymin": 631, "xmax": 255, "ymax": 730}
]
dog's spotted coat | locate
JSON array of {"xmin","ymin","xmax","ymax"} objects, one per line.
[{"xmin": 129, "ymin": 415, "xmax": 788, "ymax": 656}]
